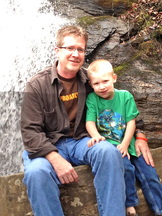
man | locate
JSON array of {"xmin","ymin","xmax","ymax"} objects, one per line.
[{"xmin": 21, "ymin": 25, "xmax": 154, "ymax": 216}]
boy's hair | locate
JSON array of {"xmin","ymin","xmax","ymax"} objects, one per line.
[
  {"xmin": 55, "ymin": 25, "xmax": 88, "ymax": 48},
  {"xmin": 87, "ymin": 59, "xmax": 114, "ymax": 78}
]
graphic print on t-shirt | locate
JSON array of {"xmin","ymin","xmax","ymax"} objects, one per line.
[
  {"xmin": 60, "ymin": 92, "xmax": 78, "ymax": 101},
  {"xmin": 97, "ymin": 109, "xmax": 126, "ymax": 142}
]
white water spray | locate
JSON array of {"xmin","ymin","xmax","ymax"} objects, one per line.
[
  {"xmin": 0, "ymin": 0, "xmax": 69, "ymax": 176},
  {"xmin": 0, "ymin": 0, "xmax": 69, "ymax": 91}
]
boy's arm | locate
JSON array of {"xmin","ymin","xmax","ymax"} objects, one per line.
[
  {"xmin": 86, "ymin": 121, "xmax": 105, "ymax": 146},
  {"xmin": 117, "ymin": 119, "xmax": 136, "ymax": 157}
]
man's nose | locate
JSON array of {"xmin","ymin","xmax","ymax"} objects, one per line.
[{"xmin": 72, "ymin": 49, "xmax": 79, "ymax": 56}]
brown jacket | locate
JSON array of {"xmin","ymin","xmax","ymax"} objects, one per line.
[{"xmin": 21, "ymin": 62, "xmax": 92, "ymax": 159}]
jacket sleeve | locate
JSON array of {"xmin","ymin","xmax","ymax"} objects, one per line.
[{"xmin": 21, "ymin": 82, "xmax": 58, "ymax": 159}]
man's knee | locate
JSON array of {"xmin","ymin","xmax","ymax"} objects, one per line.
[{"xmin": 23, "ymin": 157, "xmax": 53, "ymax": 184}]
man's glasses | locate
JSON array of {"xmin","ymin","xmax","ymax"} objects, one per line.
[{"xmin": 59, "ymin": 46, "xmax": 85, "ymax": 54}]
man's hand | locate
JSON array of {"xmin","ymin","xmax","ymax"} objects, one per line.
[
  {"xmin": 45, "ymin": 151, "xmax": 78, "ymax": 184},
  {"xmin": 135, "ymin": 137, "xmax": 155, "ymax": 167}
]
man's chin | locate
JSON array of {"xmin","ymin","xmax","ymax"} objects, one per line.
[{"xmin": 68, "ymin": 64, "xmax": 81, "ymax": 72}]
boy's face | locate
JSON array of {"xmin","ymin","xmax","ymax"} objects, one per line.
[{"xmin": 89, "ymin": 70, "xmax": 117, "ymax": 100}]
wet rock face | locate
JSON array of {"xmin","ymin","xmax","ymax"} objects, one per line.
[
  {"xmin": 52, "ymin": 0, "xmax": 134, "ymax": 17},
  {"xmin": 116, "ymin": 60, "xmax": 162, "ymax": 148},
  {"xmin": 52, "ymin": 0, "xmax": 162, "ymax": 148}
]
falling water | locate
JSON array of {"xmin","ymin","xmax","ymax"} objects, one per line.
[{"xmin": 0, "ymin": 0, "xmax": 69, "ymax": 176}]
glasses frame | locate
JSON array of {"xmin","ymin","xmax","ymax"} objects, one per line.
[{"xmin": 59, "ymin": 46, "xmax": 85, "ymax": 54}]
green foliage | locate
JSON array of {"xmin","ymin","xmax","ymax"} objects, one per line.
[
  {"xmin": 151, "ymin": 26, "xmax": 162, "ymax": 40},
  {"xmin": 121, "ymin": 0, "xmax": 162, "ymax": 36},
  {"xmin": 114, "ymin": 62, "xmax": 130, "ymax": 75},
  {"xmin": 96, "ymin": 0, "xmax": 136, "ymax": 7},
  {"xmin": 139, "ymin": 40, "xmax": 161, "ymax": 58},
  {"xmin": 77, "ymin": 15, "xmax": 113, "ymax": 28}
]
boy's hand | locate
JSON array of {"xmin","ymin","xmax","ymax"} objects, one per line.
[
  {"xmin": 117, "ymin": 144, "xmax": 130, "ymax": 159},
  {"xmin": 87, "ymin": 136, "xmax": 105, "ymax": 147}
]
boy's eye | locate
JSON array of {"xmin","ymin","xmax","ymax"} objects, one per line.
[{"xmin": 93, "ymin": 82, "xmax": 99, "ymax": 86}]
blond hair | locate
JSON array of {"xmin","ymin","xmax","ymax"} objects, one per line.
[
  {"xmin": 87, "ymin": 59, "xmax": 114, "ymax": 78},
  {"xmin": 55, "ymin": 25, "xmax": 88, "ymax": 48}
]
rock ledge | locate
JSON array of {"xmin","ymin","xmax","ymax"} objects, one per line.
[{"xmin": 0, "ymin": 147, "xmax": 162, "ymax": 216}]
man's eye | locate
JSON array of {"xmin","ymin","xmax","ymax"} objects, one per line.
[
  {"xmin": 67, "ymin": 47, "xmax": 74, "ymax": 51},
  {"xmin": 78, "ymin": 48, "xmax": 84, "ymax": 53}
]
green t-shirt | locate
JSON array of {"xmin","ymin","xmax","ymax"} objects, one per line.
[{"xmin": 86, "ymin": 89, "xmax": 139, "ymax": 156}]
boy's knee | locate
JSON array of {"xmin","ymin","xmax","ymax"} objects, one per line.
[{"xmin": 92, "ymin": 140, "xmax": 120, "ymax": 158}]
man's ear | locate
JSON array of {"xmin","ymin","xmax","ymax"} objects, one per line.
[
  {"xmin": 55, "ymin": 47, "xmax": 59, "ymax": 57},
  {"xmin": 113, "ymin": 73, "xmax": 117, "ymax": 83}
]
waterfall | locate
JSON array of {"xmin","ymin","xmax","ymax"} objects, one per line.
[{"xmin": 0, "ymin": 0, "xmax": 69, "ymax": 176}]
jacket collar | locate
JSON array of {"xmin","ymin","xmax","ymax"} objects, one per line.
[{"xmin": 51, "ymin": 61, "xmax": 89, "ymax": 84}]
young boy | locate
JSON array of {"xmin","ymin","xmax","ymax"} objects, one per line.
[{"xmin": 86, "ymin": 59, "xmax": 162, "ymax": 216}]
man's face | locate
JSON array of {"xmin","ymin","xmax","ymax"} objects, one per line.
[{"xmin": 55, "ymin": 35, "xmax": 86, "ymax": 77}]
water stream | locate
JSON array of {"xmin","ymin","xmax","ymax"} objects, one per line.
[{"xmin": 0, "ymin": 0, "xmax": 69, "ymax": 176}]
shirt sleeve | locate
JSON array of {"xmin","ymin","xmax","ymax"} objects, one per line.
[
  {"xmin": 21, "ymin": 82, "xmax": 58, "ymax": 159},
  {"xmin": 124, "ymin": 91, "xmax": 139, "ymax": 122},
  {"xmin": 86, "ymin": 93, "xmax": 97, "ymax": 122}
]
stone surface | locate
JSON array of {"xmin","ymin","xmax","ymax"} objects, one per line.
[
  {"xmin": 0, "ymin": 147, "xmax": 161, "ymax": 216},
  {"xmin": 52, "ymin": 0, "xmax": 136, "ymax": 18},
  {"xmin": 0, "ymin": 173, "xmax": 31, "ymax": 216},
  {"xmin": 51, "ymin": 0, "xmax": 162, "ymax": 149}
]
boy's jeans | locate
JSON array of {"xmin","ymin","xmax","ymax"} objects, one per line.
[
  {"xmin": 131, "ymin": 155, "xmax": 162, "ymax": 215},
  {"xmin": 123, "ymin": 156, "xmax": 139, "ymax": 207},
  {"xmin": 22, "ymin": 137, "xmax": 126, "ymax": 216}
]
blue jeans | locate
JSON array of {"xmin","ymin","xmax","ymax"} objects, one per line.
[
  {"xmin": 123, "ymin": 156, "xmax": 139, "ymax": 207},
  {"xmin": 22, "ymin": 137, "xmax": 126, "ymax": 216},
  {"xmin": 131, "ymin": 155, "xmax": 162, "ymax": 215}
]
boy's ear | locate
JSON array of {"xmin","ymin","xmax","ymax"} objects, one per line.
[
  {"xmin": 88, "ymin": 80, "xmax": 92, "ymax": 87},
  {"xmin": 113, "ymin": 73, "xmax": 117, "ymax": 83}
]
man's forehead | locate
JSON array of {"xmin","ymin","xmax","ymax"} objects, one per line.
[{"xmin": 62, "ymin": 35, "xmax": 85, "ymax": 43}]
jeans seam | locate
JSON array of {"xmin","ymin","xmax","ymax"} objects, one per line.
[{"xmin": 135, "ymin": 160, "xmax": 160, "ymax": 214}]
